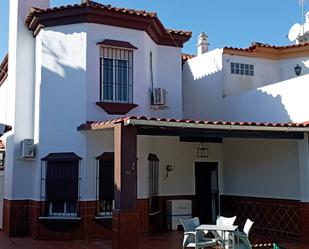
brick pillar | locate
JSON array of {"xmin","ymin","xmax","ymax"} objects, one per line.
[{"xmin": 113, "ymin": 125, "xmax": 138, "ymax": 249}]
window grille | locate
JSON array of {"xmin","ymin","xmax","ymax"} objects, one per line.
[
  {"xmin": 231, "ymin": 62, "xmax": 254, "ymax": 76},
  {"xmin": 40, "ymin": 153, "xmax": 81, "ymax": 217},
  {"xmin": 96, "ymin": 152, "xmax": 114, "ymax": 217},
  {"xmin": 100, "ymin": 47, "xmax": 133, "ymax": 103},
  {"xmin": 148, "ymin": 154, "xmax": 159, "ymax": 213}
]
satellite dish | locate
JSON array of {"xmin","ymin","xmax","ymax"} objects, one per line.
[{"xmin": 288, "ymin": 23, "xmax": 301, "ymax": 42}]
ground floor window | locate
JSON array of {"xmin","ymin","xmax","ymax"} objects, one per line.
[
  {"xmin": 148, "ymin": 153, "xmax": 160, "ymax": 214},
  {"xmin": 42, "ymin": 153, "xmax": 81, "ymax": 217},
  {"xmin": 96, "ymin": 152, "xmax": 114, "ymax": 217}
]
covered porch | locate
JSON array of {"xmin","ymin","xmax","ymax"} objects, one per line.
[{"xmin": 78, "ymin": 116, "xmax": 309, "ymax": 249}]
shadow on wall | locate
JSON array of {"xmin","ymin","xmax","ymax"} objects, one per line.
[{"xmin": 223, "ymin": 89, "xmax": 291, "ymax": 123}]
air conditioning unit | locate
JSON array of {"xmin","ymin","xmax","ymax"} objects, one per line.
[
  {"xmin": 21, "ymin": 139, "xmax": 35, "ymax": 159},
  {"xmin": 152, "ymin": 88, "xmax": 167, "ymax": 106}
]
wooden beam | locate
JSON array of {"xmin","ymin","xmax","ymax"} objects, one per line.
[
  {"xmin": 137, "ymin": 127, "xmax": 304, "ymax": 140},
  {"xmin": 180, "ymin": 136, "xmax": 223, "ymax": 143}
]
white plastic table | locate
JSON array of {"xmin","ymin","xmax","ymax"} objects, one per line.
[{"xmin": 196, "ymin": 224, "xmax": 238, "ymax": 249}]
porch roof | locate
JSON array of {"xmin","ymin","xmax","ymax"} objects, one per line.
[{"xmin": 78, "ymin": 116, "xmax": 309, "ymax": 140}]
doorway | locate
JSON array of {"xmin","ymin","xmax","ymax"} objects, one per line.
[{"xmin": 195, "ymin": 162, "xmax": 219, "ymax": 224}]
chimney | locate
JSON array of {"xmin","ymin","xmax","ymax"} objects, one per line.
[{"xmin": 197, "ymin": 32, "xmax": 209, "ymax": 56}]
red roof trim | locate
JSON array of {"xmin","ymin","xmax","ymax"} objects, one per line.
[
  {"xmin": 25, "ymin": 1, "xmax": 192, "ymax": 48},
  {"xmin": 224, "ymin": 42, "xmax": 309, "ymax": 53},
  {"xmin": 97, "ymin": 39, "xmax": 138, "ymax": 50},
  {"xmin": 77, "ymin": 116, "xmax": 309, "ymax": 131}
]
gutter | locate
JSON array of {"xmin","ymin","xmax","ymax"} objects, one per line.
[{"xmin": 124, "ymin": 119, "xmax": 309, "ymax": 133}]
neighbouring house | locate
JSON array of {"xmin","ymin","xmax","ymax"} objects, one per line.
[{"xmin": 2, "ymin": 0, "xmax": 309, "ymax": 248}]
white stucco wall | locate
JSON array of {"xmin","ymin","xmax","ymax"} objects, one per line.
[
  {"xmin": 183, "ymin": 50, "xmax": 309, "ymax": 123},
  {"xmin": 222, "ymin": 55, "xmax": 279, "ymax": 97},
  {"xmin": 137, "ymin": 136, "xmax": 223, "ymax": 199},
  {"xmin": 223, "ymin": 73, "xmax": 309, "ymax": 123},
  {"xmin": 183, "ymin": 49, "xmax": 224, "ymax": 120},
  {"xmin": 222, "ymin": 138, "xmax": 300, "ymax": 200}
]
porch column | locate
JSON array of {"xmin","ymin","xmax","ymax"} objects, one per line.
[
  {"xmin": 113, "ymin": 124, "xmax": 138, "ymax": 249},
  {"xmin": 298, "ymin": 133, "xmax": 309, "ymax": 242}
]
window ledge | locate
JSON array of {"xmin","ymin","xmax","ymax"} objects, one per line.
[
  {"xmin": 96, "ymin": 102, "xmax": 138, "ymax": 115},
  {"xmin": 148, "ymin": 211, "xmax": 162, "ymax": 216},
  {"xmin": 38, "ymin": 216, "xmax": 81, "ymax": 231},
  {"xmin": 94, "ymin": 216, "xmax": 113, "ymax": 220},
  {"xmin": 38, "ymin": 216, "xmax": 81, "ymax": 222}
]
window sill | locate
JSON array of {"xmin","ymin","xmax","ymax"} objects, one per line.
[
  {"xmin": 38, "ymin": 216, "xmax": 81, "ymax": 231},
  {"xmin": 148, "ymin": 211, "xmax": 162, "ymax": 217},
  {"xmin": 96, "ymin": 102, "xmax": 138, "ymax": 115},
  {"xmin": 38, "ymin": 216, "xmax": 81, "ymax": 222},
  {"xmin": 94, "ymin": 216, "xmax": 113, "ymax": 229}
]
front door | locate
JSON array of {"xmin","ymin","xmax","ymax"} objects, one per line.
[{"xmin": 195, "ymin": 162, "xmax": 219, "ymax": 224}]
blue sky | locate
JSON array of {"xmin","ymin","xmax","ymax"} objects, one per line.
[{"xmin": 0, "ymin": 0, "xmax": 307, "ymax": 60}]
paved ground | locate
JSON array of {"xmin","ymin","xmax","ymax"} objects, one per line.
[{"xmin": 0, "ymin": 230, "xmax": 309, "ymax": 249}]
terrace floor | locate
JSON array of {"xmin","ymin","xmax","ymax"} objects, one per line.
[{"xmin": 0, "ymin": 230, "xmax": 308, "ymax": 249}]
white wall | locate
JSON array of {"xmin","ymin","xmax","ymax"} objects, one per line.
[
  {"xmin": 183, "ymin": 50, "xmax": 309, "ymax": 123},
  {"xmin": 4, "ymin": 0, "xmax": 50, "ymax": 200},
  {"xmin": 82, "ymin": 130, "xmax": 114, "ymax": 201},
  {"xmin": 223, "ymin": 73, "xmax": 309, "ymax": 123},
  {"xmin": 183, "ymin": 49, "xmax": 224, "ymax": 120},
  {"xmin": 222, "ymin": 138, "xmax": 300, "ymax": 200},
  {"xmin": 222, "ymin": 55, "xmax": 279, "ymax": 97},
  {"xmin": 137, "ymin": 136, "xmax": 223, "ymax": 199}
]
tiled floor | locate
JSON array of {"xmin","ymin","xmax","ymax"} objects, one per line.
[{"xmin": 0, "ymin": 230, "xmax": 309, "ymax": 249}]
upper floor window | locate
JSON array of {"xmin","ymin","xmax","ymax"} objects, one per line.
[
  {"xmin": 231, "ymin": 62, "xmax": 254, "ymax": 76},
  {"xmin": 100, "ymin": 47, "xmax": 133, "ymax": 103}
]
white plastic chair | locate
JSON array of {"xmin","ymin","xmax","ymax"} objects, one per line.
[
  {"xmin": 180, "ymin": 217, "xmax": 217, "ymax": 249},
  {"xmin": 234, "ymin": 218, "xmax": 254, "ymax": 249},
  {"xmin": 216, "ymin": 216, "xmax": 237, "ymax": 237}
]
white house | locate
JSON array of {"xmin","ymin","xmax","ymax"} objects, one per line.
[{"xmin": 2, "ymin": 0, "xmax": 309, "ymax": 248}]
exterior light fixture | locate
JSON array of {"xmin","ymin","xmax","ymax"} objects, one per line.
[
  {"xmin": 197, "ymin": 143, "xmax": 209, "ymax": 158},
  {"xmin": 295, "ymin": 64, "xmax": 302, "ymax": 76},
  {"xmin": 0, "ymin": 150, "xmax": 5, "ymax": 168}
]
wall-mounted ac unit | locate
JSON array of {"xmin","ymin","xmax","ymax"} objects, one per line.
[
  {"xmin": 152, "ymin": 87, "xmax": 167, "ymax": 106},
  {"xmin": 21, "ymin": 139, "xmax": 35, "ymax": 159}
]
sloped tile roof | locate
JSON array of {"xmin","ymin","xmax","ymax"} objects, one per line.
[
  {"xmin": 25, "ymin": 1, "xmax": 191, "ymax": 47},
  {"xmin": 78, "ymin": 116, "xmax": 309, "ymax": 131}
]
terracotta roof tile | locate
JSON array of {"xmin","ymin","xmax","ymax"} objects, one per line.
[
  {"xmin": 78, "ymin": 116, "xmax": 309, "ymax": 131},
  {"xmin": 25, "ymin": 1, "xmax": 192, "ymax": 47},
  {"xmin": 224, "ymin": 42, "xmax": 309, "ymax": 52}
]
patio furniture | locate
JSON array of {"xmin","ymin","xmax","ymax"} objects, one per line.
[
  {"xmin": 216, "ymin": 216, "xmax": 237, "ymax": 245},
  {"xmin": 196, "ymin": 224, "xmax": 238, "ymax": 249},
  {"xmin": 234, "ymin": 219, "xmax": 254, "ymax": 249},
  {"xmin": 180, "ymin": 217, "xmax": 217, "ymax": 249}
]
